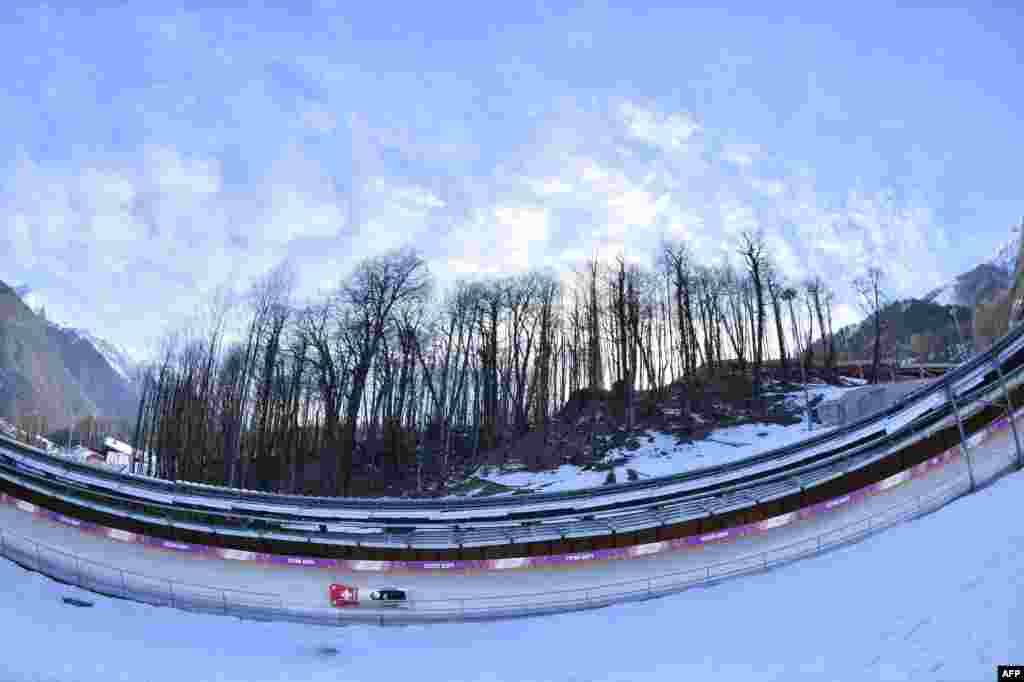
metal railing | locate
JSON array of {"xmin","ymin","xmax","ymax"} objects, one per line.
[{"xmin": 2, "ymin": 433, "xmax": 1014, "ymax": 624}]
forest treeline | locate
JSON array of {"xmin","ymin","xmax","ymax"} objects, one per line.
[{"xmin": 132, "ymin": 233, "xmax": 886, "ymax": 497}]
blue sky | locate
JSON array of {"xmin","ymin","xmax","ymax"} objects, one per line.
[{"xmin": 1, "ymin": 2, "xmax": 1022, "ymax": 359}]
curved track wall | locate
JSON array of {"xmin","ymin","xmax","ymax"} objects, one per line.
[
  {"xmin": 2, "ymin": 320, "xmax": 1024, "ymax": 563},
  {"xmin": 2, "ymin": 368, "xmax": 1020, "ymax": 562},
  {"xmin": 0, "ymin": 406, "xmax": 1017, "ymax": 623}
]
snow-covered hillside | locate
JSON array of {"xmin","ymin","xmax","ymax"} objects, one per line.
[
  {"xmin": 464, "ymin": 381, "xmax": 857, "ymax": 496},
  {"xmin": 2, "ymin": 453, "xmax": 1021, "ymax": 680}
]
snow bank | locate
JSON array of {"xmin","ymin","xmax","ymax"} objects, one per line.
[{"xmin": 473, "ymin": 383, "xmax": 855, "ymax": 494}]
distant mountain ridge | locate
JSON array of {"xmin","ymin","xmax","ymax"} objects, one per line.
[
  {"xmin": 839, "ymin": 298, "xmax": 972, "ymax": 364},
  {"xmin": 0, "ymin": 280, "xmax": 138, "ymax": 429},
  {"xmin": 923, "ymin": 221, "xmax": 1022, "ymax": 308},
  {"xmin": 54, "ymin": 326, "xmax": 135, "ymax": 382},
  {"xmin": 828, "ymin": 222, "xmax": 1024, "ymax": 364}
]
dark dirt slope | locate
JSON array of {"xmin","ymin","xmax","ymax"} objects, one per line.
[{"xmin": 475, "ymin": 372, "xmax": 808, "ymax": 477}]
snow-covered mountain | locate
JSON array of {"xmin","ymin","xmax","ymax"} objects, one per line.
[
  {"xmin": 923, "ymin": 220, "xmax": 1022, "ymax": 308},
  {"xmin": 43, "ymin": 323, "xmax": 140, "ymax": 421},
  {"xmin": 0, "ymin": 281, "xmax": 139, "ymax": 427},
  {"xmin": 55, "ymin": 326, "xmax": 136, "ymax": 382},
  {"xmin": 7, "ymin": 283, "xmax": 138, "ymax": 383}
]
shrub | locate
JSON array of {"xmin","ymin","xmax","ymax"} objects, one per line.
[
  {"xmin": 627, "ymin": 468, "xmax": 639, "ymax": 481},
  {"xmin": 604, "ymin": 469, "xmax": 617, "ymax": 485}
]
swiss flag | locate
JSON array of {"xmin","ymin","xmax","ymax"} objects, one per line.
[{"xmin": 329, "ymin": 583, "xmax": 359, "ymax": 606}]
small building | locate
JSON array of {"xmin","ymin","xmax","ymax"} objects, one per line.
[
  {"xmin": 103, "ymin": 437, "xmax": 135, "ymax": 469},
  {"xmin": 817, "ymin": 379, "xmax": 935, "ymax": 427},
  {"xmin": 69, "ymin": 445, "xmax": 106, "ymax": 465},
  {"xmin": 83, "ymin": 450, "xmax": 105, "ymax": 465}
]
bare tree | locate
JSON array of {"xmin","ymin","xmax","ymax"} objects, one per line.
[
  {"xmin": 805, "ymin": 276, "xmax": 834, "ymax": 381},
  {"xmin": 248, "ymin": 263, "xmax": 296, "ymax": 488},
  {"xmin": 337, "ymin": 247, "xmax": 431, "ymax": 495},
  {"xmin": 297, "ymin": 300, "xmax": 349, "ymax": 495},
  {"xmin": 721, "ymin": 263, "xmax": 751, "ymax": 373},
  {"xmin": 587, "ymin": 258, "xmax": 605, "ymax": 392},
  {"xmin": 739, "ymin": 231, "xmax": 768, "ymax": 402},
  {"xmin": 764, "ymin": 261, "xmax": 789, "ymax": 379},
  {"xmin": 780, "ymin": 286, "xmax": 802, "ymax": 371},
  {"xmin": 662, "ymin": 241, "xmax": 699, "ymax": 386},
  {"xmin": 853, "ymin": 267, "xmax": 887, "ymax": 384}
]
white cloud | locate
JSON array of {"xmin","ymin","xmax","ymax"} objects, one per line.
[
  {"xmin": 750, "ymin": 177, "xmax": 785, "ymax": 197},
  {"xmin": 494, "ymin": 205, "xmax": 549, "ymax": 269},
  {"xmin": 0, "ymin": 96, "xmax": 955, "ymax": 359},
  {"xmin": 144, "ymin": 145, "xmax": 220, "ymax": 197},
  {"xmin": 532, "ymin": 178, "xmax": 573, "ymax": 195},
  {"xmin": 618, "ymin": 101, "xmax": 701, "ymax": 151},
  {"xmin": 607, "ymin": 188, "xmax": 659, "ymax": 236},
  {"xmin": 300, "ymin": 103, "xmax": 338, "ymax": 134},
  {"xmin": 722, "ymin": 143, "xmax": 761, "ymax": 168},
  {"xmin": 0, "ymin": 144, "xmax": 360, "ymax": 353}
]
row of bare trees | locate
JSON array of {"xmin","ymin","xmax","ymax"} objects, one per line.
[{"xmin": 133, "ymin": 235, "xmax": 868, "ymax": 497}]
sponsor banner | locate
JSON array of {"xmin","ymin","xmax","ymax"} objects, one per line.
[
  {"xmin": 757, "ymin": 512, "xmax": 796, "ymax": 531},
  {"xmin": 154, "ymin": 539, "xmax": 203, "ymax": 553},
  {"xmin": 488, "ymin": 557, "xmax": 530, "ymax": 570},
  {"xmin": 876, "ymin": 470, "xmax": 910, "ymax": 492},
  {"xmin": 563, "ymin": 552, "xmax": 596, "ymax": 563},
  {"xmin": 736, "ymin": 523, "xmax": 757, "ymax": 539},
  {"xmin": 416, "ymin": 561, "xmax": 457, "ymax": 570},
  {"xmin": 403, "ymin": 560, "xmax": 476, "ymax": 571},
  {"xmin": 270, "ymin": 555, "xmax": 333, "ymax": 568},
  {"xmin": 824, "ymin": 495, "xmax": 851, "ymax": 510},
  {"xmin": 107, "ymin": 528, "xmax": 136, "ymax": 543},
  {"xmin": 631, "ymin": 541, "xmax": 666, "ymax": 557},
  {"xmin": 217, "ymin": 548, "xmax": 258, "ymax": 561},
  {"xmin": 667, "ymin": 537, "xmax": 688, "ymax": 552},
  {"xmin": 847, "ymin": 488, "xmax": 870, "ymax": 506},
  {"xmin": 797, "ymin": 501, "xmax": 827, "ymax": 520},
  {"xmin": 692, "ymin": 529, "xmax": 731, "ymax": 545},
  {"xmin": 346, "ymin": 560, "xmax": 391, "ymax": 572}
]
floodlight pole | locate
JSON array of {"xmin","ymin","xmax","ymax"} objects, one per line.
[{"xmin": 802, "ymin": 356, "xmax": 811, "ymax": 432}]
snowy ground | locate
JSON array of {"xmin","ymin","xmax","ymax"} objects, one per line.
[
  {"xmin": 3, "ymin": 460, "xmax": 1021, "ymax": 680},
  {"xmin": 470, "ymin": 380, "xmax": 861, "ymax": 495}
]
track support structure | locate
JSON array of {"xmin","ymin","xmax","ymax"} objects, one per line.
[
  {"xmin": 946, "ymin": 383, "xmax": 975, "ymax": 492},
  {"xmin": 993, "ymin": 360, "xmax": 1024, "ymax": 469}
]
